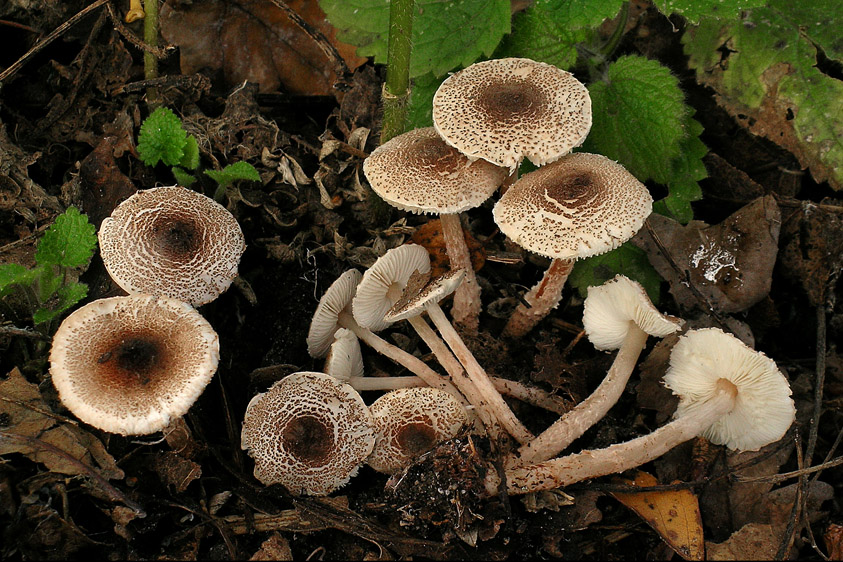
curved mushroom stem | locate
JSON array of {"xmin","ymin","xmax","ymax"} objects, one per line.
[
  {"xmin": 487, "ymin": 379, "xmax": 737, "ymax": 496},
  {"xmin": 426, "ymin": 303, "xmax": 534, "ymax": 444},
  {"xmin": 440, "ymin": 213, "xmax": 481, "ymax": 333},
  {"xmin": 502, "ymin": 258, "xmax": 574, "ymax": 339},
  {"xmin": 507, "ymin": 323, "xmax": 649, "ymax": 467}
]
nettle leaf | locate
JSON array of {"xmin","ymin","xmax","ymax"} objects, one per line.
[
  {"xmin": 179, "ymin": 135, "xmax": 200, "ymax": 170},
  {"xmin": 205, "ymin": 161, "xmax": 260, "ymax": 189},
  {"xmin": 653, "ymin": 0, "xmax": 765, "ymax": 24},
  {"xmin": 137, "ymin": 107, "xmax": 188, "ymax": 167},
  {"xmin": 569, "ymin": 243, "xmax": 663, "ymax": 304},
  {"xmin": 33, "ymin": 282, "xmax": 89, "ymax": 325},
  {"xmin": 583, "ymin": 55, "xmax": 689, "ymax": 184},
  {"xmin": 684, "ymin": 3, "xmax": 843, "ymax": 190},
  {"xmin": 0, "ymin": 264, "xmax": 35, "ymax": 296},
  {"xmin": 34, "ymin": 207, "xmax": 97, "ymax": 269},
  {"xmin": 407, "ymin": 72, "xmax": 444, "ymax": 129},
  {"xmin": 320, "ymin": 0, "xmax": 510, "ymax": 78},
  {"xmin": 171, "ymin": 166, "xmax": 197, "ymax": 187},
  {"xmin": 497, "ymin": 0, "xmax": 624, "ymax": 69},
  {"xmin": 654, "ymin": 115, "xmax": 707, "ymax": 224}
]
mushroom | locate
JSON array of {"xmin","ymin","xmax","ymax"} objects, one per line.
[
  {"xmin": 492, "ymin": 152, "xmax": 653, "ymax": 338},
  {"xmin": 508, "ymin": 275, "xmax": 683, "ymax": 467},
  {"xmin": 363, "ymin": 127, "xmax": 508, "ymax": 332},
  {"xmin": 354, "ymin": 245, "xmax": 532, "ymax": 444},
  {"xmin": 432, "ymin": 57, "xmax": 592, "ymax": 172},
  {"xmin": 323, "ymin": 328, "xmax": 365, "ymax": 382},
  {"xmin": 49, "ymin": 295, "xmax": 219, "ymax": 435},
  {"xmin": 367, "ymin": 387, "xmax": 470, "ymax": 474},
  {"xmin": 487, "ymin": 328, "xmax": 795, "ymax": 496},
  {"xmin": 99, "ymin": 185, "xmax": 246, "ymax": 306},
  {"xmin": 240, "ymin": 371, "xmax": 375, "ymax": 495}
]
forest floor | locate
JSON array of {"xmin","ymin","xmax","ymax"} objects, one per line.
[{"xmin": 1, "ymin": 1, "xmax": 842, "ymax": 560}]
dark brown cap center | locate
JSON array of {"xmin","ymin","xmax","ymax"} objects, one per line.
[
  {"xmin": 411, "ymin": 136, "xmax": 462, "ymax": 170},
  {"xmin": 542, "ymin": 171, "xmax": 600, "ymax": 210},
  {"xmin": 281, "ymin": 415, "xmax": 333, "ymax": 465},
  {"xmin": 98, "ymin": 337, "xmax": 160, "ymax": 386},
  {"xmin": 153, "ymin": 218, "xmax": 199, "ymax": 256},
  {"xmin": 396, "ymin": 422, "xmax": 438, "ymax": 457},
  {"xmin": 478, "ymin": 79, "xmax": 546, "ymax": 122}
]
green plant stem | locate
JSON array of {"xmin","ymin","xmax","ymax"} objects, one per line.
[
  {"xmin": 381, "ymin": 0, "xmax": 414, "ymax": 143},
  {"xmin": 143, "ymin": 0, "xmax": 160, "ymax": 103},
  {"xmin": 601, "ymin": 1, "xmax": 629, "ymax": 59}
]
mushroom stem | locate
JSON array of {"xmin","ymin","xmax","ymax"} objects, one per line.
[
  {"xmin": 439, "ymin": 213, "xmax": 481, "ymax": 333},
  {"xmin": 502, "ymin": 258, "xmax": 574, "ymax": 339},
  {"xmin": 488, "ymin": 379, "xmax": 738, "ymax": 496},
  {"xmin": 426, "ymin": 303, "xmax": 534, "ymax": 444},
  {"xmin": 508, "ymin": 323, "xmax": 648, "ymax": 467}
]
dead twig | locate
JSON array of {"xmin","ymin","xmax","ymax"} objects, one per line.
[{"xmin": 105, "ymin": 2, "xmax": 174, "ymax": 58}]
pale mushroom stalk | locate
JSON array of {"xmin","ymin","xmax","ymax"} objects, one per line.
[
  {"xmin": 488, "ymin": 379, "xmax": 737, "ymax": 496},
  {"xmin": 439, "ymin": 213, "xmax": 482, "ymax": 332},
  {"xmin": 507, "ymin": 323, "xmax": 647, "ymax": 467},
  {"xmin": 426, "ymin": 304, "xmax": 534, "ymax": 444},
  {"xmin": 502, "ymin": 258, "xmax": 574, "ymax": 339}
]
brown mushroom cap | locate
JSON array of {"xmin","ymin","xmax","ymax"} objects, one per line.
[
  {"xmin": 583, "ymin": 275, "xmax": 683, "ymax": 351},
  {"xmin": 367, "ymin": 387, "xmax": 470, "ymax": 474},
  {"xmin": 49, "ymin": 295, "xmax": 220, "ymax": 435},
  {"xmin": 384, "ymin": 269, "xmax": 465, "ymax": 323},
  {"xmin": 99, "ymin": 186, "xmax": 246, "ymax": 306},
  {"xmin": 307, "ymin": 269, "xmax": 363, "ymax": 358},
  {"xmin": 241, "ymin": 371, "xmax": 375, "ymax": 495},
  {"xmin": 492, "ymin": 152, "xmax": 652, "ymax": 260},
  {"xmin": 363, "ymin": 127, "xmax": 508, "ymax": 214},
  {"xmin": 432, "ymin": 57, "xmax": 592, "ymax": 170},
  {"xmin": 664, "ymin": 328, "xmax": 795, "ymax": 451}
]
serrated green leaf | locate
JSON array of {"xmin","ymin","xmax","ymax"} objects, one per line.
[
  {"xmin": 569, "ymin": 243, "xmax": 663, "ymax": 304},
  {"xmin": 655, "ymin": 115, "xmax": 707, "ymax": 224},
  {"xmin": 137, "ymin": 107, "xmax": 188, "ymax": 167},
  {"xmin": 33, "ymin": 282, "xmax": 88, "ymax": 325},
  {"xmin": 34, "ymin": 207, "xmax": 97, "ymax": 269},
  {"xmin": 653, "ymin": 0, "xmax": 765, "ymax": 24},
  {"xmin": 171, "ymin": 166, "xmax": 197, "ymax": 187},
  {"xmin": 684, "ymin": 5, "xmax": 843, "ymax": 190},
  {"xmin": 0, "ymin": 264, "xmax": 35, "ymax": 296},
  {"xmin": 320, "ymin": 0, "xmax": 510, "ymax": 78},
  {"xmin": 204, "ymin": 161, "xmax": 259, "ymax": 190},
  {"xmin": 497, "ymin": 0, "xmax": 623, "ymax": 68},
  {"xmin": 583, "ymin": 55, "xmax": 689, "ymax": 184},
  {"xmin": 407, "ymin": 73, "xmax": 444, "ymax": 129},
  {"xmin": 179, "ymin": 135, "xmax": 200, "ymax": 170}
]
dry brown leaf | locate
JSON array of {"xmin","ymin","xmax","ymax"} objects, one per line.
[
  {"xmin": 824, "ymin": 523, "xmax": 843, "ymax": 561},
  {"xmin": 250, "ymin": 533, "xmax": 294, "ymax": 561},
  {"xmin": 705, "ymin": 523, "xmax": 779, "ymax": 561},
  {"xmin": 160, "ymin": 0, "xmax": 367, "ymax": 96},
  {"xmin": 411, "ymin": 219, "xmax": 485, "ymax": 277},
  {"xmin": 612, "ymin": 470, "xmax": 704, "ymax": 561}
]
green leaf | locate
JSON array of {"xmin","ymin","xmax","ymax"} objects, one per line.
[
  {"xmin": 179, "ymin": 135, "xmax": 200, "ymax": 170},
  {"xmin": 684, "ymin": 4, "xmax": 843, "ymax": 190},
  {"xmin": 0, "ymin": 264, "xmax": 35, "ymax": 296},
  {"xmin": 655, "ymin": 115, "xmax": 707, "ymax": 224},
  {"xmin": 569, "ymin": 243, "xmax": 663, "ymax": 304},
  {"xmin": 172, "ymin": 166, "xmax": 197, "ymax": 187},
  {"xmin": 407, "ymin": 73, "xmax": 444, "ymax": 129},
  {"xmin": 652, "ymin": 0, "xmax": 765, "ymax": 24},
  {"xmin": 319, "ymin": 0, "xmax": 510, "ymax": 78},
  {"xmin": 34, "ymin": 207, "xmax": 97, "ymax": 269},
  {"xmin": 582, "ymin": 55, "xmax": 689, "ymax": 184},
  {"xmin": 205, "ymin": 161, "xmax": 260, "ymax": 189},
  {"xmin": 33, "ymin": 282, "xmax": 88, "ymax": 325},
  {"xmin": 497, "ymin": 0, "xmax": 623, "ymax": 68},
  {"xmin": 137, "ymin": 107, "xmax": 188, "ymax": 167}
]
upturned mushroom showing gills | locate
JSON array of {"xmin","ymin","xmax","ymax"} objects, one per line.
[
  {"xmin": 99, "ymin": 185, "xmax": 246, "ymax": 306},
  {"xmin": 493, "ymin": 152, "xmax": 652, "ymax": 339},
  {"xmin": 487, "ymin": 328, "xmax": 796, "ymax": 496},
  {"xmin": 49, "ymin": 295, "xmax": 220, "ymax": 435},
  {"xmin": 367, "ymin": 387, "xmax": 470, "ymax": 474},
  {"xmin": 241, "ymin": 372, "xmax": 375, "ymax": 496},
  {"xmin": 432, "ymin": 57, "xmax": 592, "ymax": 171},
  {"xmin": 363, "ymin": 127, "xmax": 508, "ymax": 332}
]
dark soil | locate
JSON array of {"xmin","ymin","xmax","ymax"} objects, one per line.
[{"xmin": 1, "ymin": 2, "xmax": 841, "ymax": 560}]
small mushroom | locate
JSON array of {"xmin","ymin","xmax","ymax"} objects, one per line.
[
  {"xmin": 49, "ymin": 295, "xmax": 219, "ymax": 435},
  {"xmin": 508, "ymin": 275, "xmax": 683, "ymax": 467},
  {"xmin": 493, "ymin": 153, "xmax": 652, "ymax": 338},
  {"xmin": 488, "ymin": 328, "xmax": 795, "ymax": 496},
  {"xmin": 241, "ymin": 371, "xmax": 375, "ymax": 495},
  {"xmin": 432, "ymin": 57, "xmax": 592, "ymax": 171},
  {"xmin": 363, "ymin": 128, "xmax": 509, "ymax": 331},
  {"xmin": 367, "ymin": 387, "xmax": 470, "ymax": 474},
  {"xmin": 99, "ymin": 185, "xmax": 246, "ymax": 306},
  {"xmin": 323, "ymin": 328, "xmax": 365, "ymax": 381}
]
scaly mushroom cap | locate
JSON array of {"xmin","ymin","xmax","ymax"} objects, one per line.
[
  {"xmin": 363, "ymin": 127, "xmax": 508, "ymax": 214},
  {"xmin": 385, "ymin": 269, "xmax": 465, "ymax": 323},
  {"xmin": 49, "ymin": 295, "xmax": 220, "ymax": 435},
  {"xmin": 432, "ymin": 57, "xmax": 592, "ymax": 171},
  {"xmin": 583, "ymin": 275, "xmax": 683, "ymax": 351},
  {"xmin": 324, "ymin": 328, "xmax": 365, "ymax": 381},
  {"xmin": 241, "ymin": 372, "xmax": 375, "ymax": 495},
  {"xmin": 664, "ymin": 328, "xmax": 795, "ymax": 451},
  {"xmin": 99, "ymin": 186, "xmax": 246, "ymax": 306},
  {"xmin": 367, "ymin": 387, "xmax": 470, "ymax": 474},
  {"xmin": 352, "ymin": 245, "xmax": 431, "ymax": 332},
  {"xmin": 492, "ymin": 152, "xmax": 652, "ymax": 260},
  {"xmin": 307, "ymin": 269, "xmax": 363, "ymax": 358}
]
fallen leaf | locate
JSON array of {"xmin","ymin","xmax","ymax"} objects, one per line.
[
  {"xmin": 160, "ymin": 0, "xmax": 367, "ymax": 96},
  {"xmin": 411, "ymin": 219, "xmax": 485, "ymax": 277},
  {"xmin": 705, "ymin": 523, "xmax": 779, "ymax": 561},
  {"xmin": 250, "ymin": 532, "xmax": 293, "ymax": 561},
  {"xmin": 612, "ymin": 470, "xmax": 704, "ymax": 561},
  {"xmin": 824, "ymin": 523, "xmax": 843, "ymax": 561}
]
